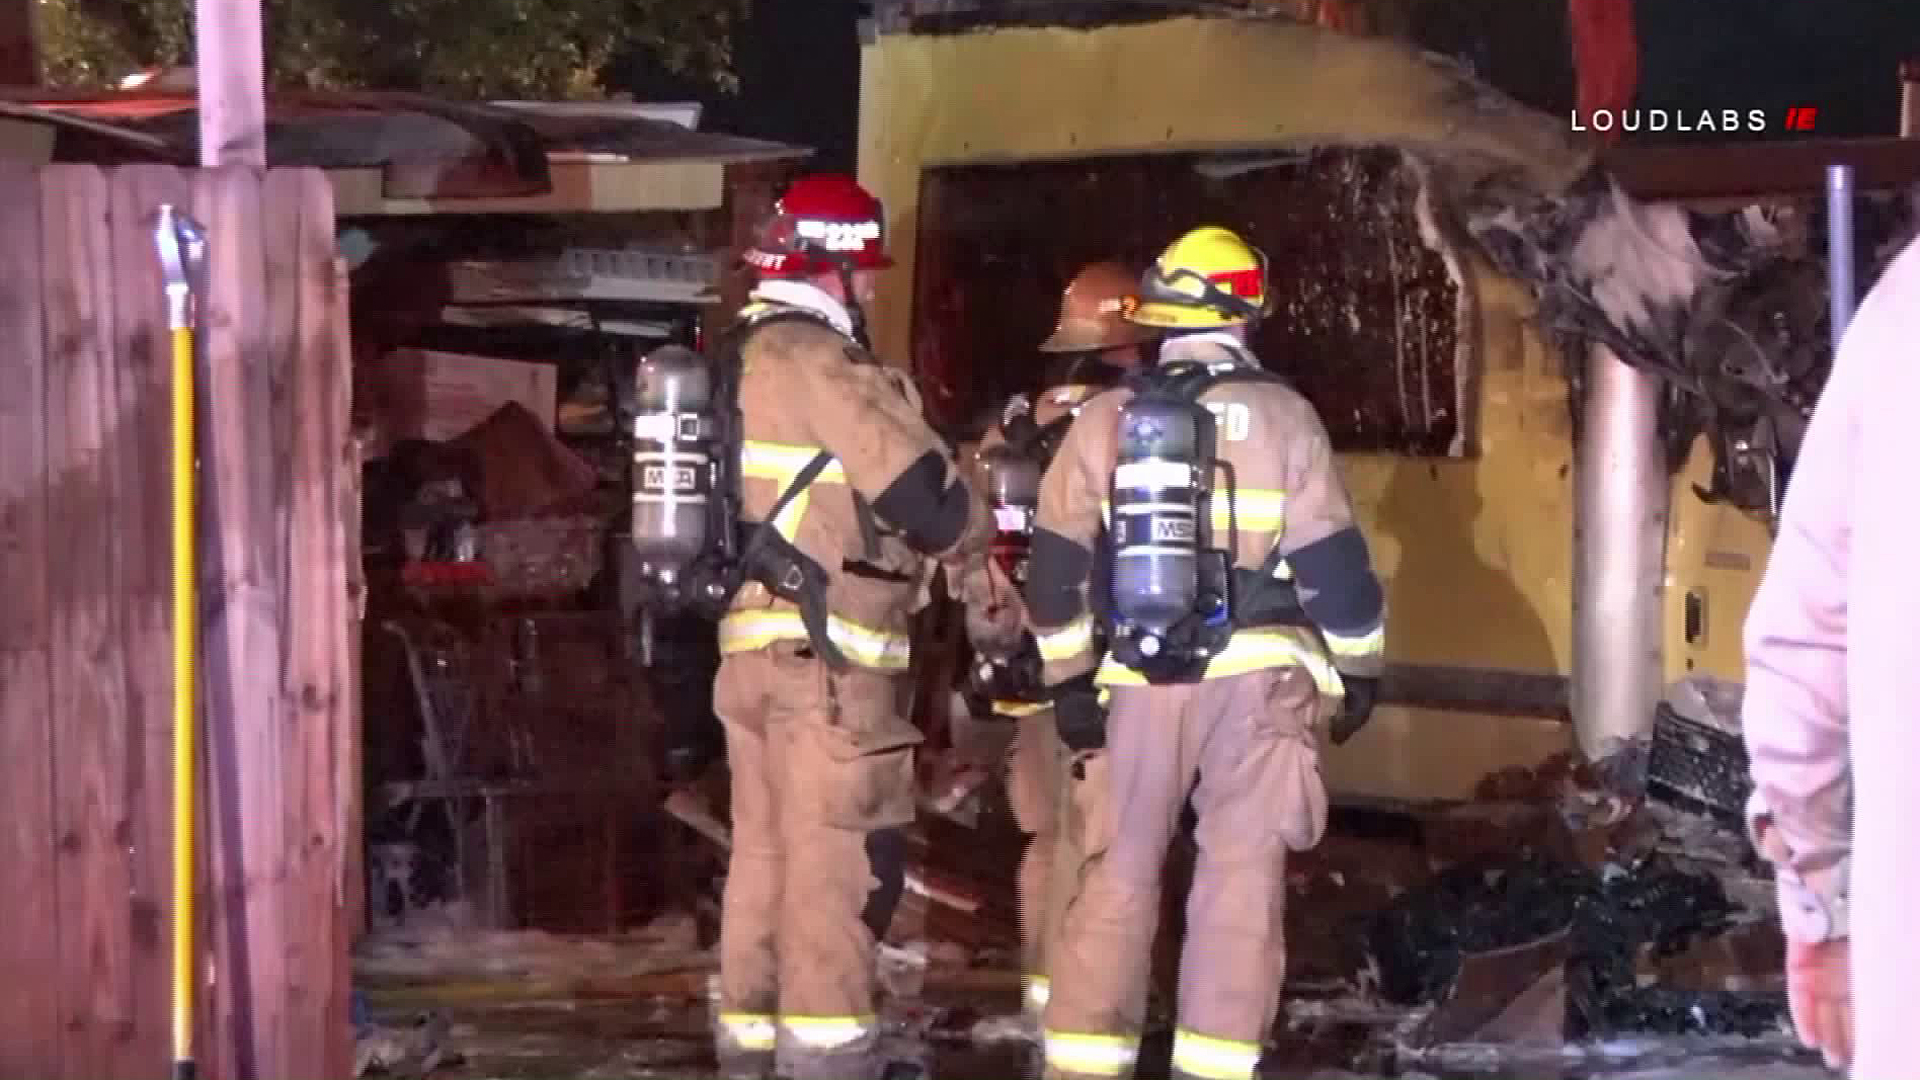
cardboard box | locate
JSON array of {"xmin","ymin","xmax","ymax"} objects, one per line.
[{"xmin": 372, "ymin": 348, "xmax": 558, "ymax": 450}]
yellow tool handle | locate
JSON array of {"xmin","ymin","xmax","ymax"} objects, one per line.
[{"xmin": 170, "ymin": 322, "xmax": 197, "ymax": 1078}]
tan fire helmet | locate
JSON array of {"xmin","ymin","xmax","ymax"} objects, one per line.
[{"xmin": 1038, "ymin": 260, "xmax": 1160, "ymax": 354}]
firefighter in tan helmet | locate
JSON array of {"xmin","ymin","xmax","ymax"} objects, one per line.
[
  {"xmin": 708, "ymin": 175, "xmax": 993, "ymax": 1080},
  {"xmin": 954, "ymin": 260, "xmax": 1157, "ymax": 1030},
  {"xmin": 1023, "ymin": 226, "xmax": 1386, "ymax": 1080}
]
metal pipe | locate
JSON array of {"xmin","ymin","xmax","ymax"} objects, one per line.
[
  {"xmin": 1572, "ymin": 344, "xmax": 1667, "ymax": 774},
  {"xmin": 156, "ymin": 205, "xmax": 207, "ymax": 1080},
  {"xmin": 1828, "ymin": 164, "xmax": 1856, "ymax": 352}
]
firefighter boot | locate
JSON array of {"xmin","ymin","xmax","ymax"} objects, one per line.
[{"xmin": 713, "ymin": 1008, "xmax": 776, "ymax": 1080}]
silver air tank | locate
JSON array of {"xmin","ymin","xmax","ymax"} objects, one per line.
[
  {"xmin": 1110, "ymin": 397, "xmax": 1204, "ymax": 657},
  {"xmin": 629, "ymin": 344, "xmax": 716, "ymax": 596},
  {"xmin": 981, "ymin": 444, "xmax": 1041, "ymax": 588}
]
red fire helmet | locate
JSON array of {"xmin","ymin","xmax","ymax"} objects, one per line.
[{"xmin": 743, "ymin": 174, "xmax": 893, "ymax": 277}]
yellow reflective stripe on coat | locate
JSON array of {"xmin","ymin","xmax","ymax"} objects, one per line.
[
  {"xmin": 1095, "ymin": 629, "xmax": 1345, "ymax": 695},
  {"xmin": 1210, "ymin": 487, "xmax": 1286, "ymax": 535},
  {"xmin": 994, "ymin": 699, "xmax": 1050, "ymax": 718},
  {"xmin": 719, "ymin": 609, "xmax": 911, "ymax": 670},
  {"xmin": 1324, "ymin": 622, "xmax": 1385, "ymax": 660},
  {"xmin": 1038, "ymin": 616, "xmax": 1095, "ymax": 663},
  {"xmin": 1171, "ymin": 1029, "xmax": 1262, "ymax": 1080},
  {"xmin": 779, "ymin": 1013, "xmax": 874, "ymax": 1049},
  {"xmin": 1043, "ymin": 1030, "xmax": 1140, "ymax": 1077},
  {"xmin": 717, "ymin": 1011, "xmax": 777, "ymax": 1052},
  {"xmin": 740, "ymin": 439, "xmax": 847, "ymax": 539}
]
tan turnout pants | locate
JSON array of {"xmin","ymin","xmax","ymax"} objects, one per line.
[
  {"xmin": 1041, "ymin": 665, "xmax": 1330, "ymax": 1080},
  {"xmin": 1003, "ymin": 708, "xmax": 1071, "ymax": 1018},
  {"xmin": 711, "ymin": 642, "xmax": 922, "ymax": 1080}
]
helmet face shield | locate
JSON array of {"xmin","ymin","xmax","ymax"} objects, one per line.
[
  {"xmin": 1138, "ymin": 264, "xmax": 1260, "ymax": 323},
  {"xmin": 1127, "ymin": 226, "xmax": 1271, "ymax": 329}
]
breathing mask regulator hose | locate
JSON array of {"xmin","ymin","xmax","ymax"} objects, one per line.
[{"xmin": 835, "ymin": 261, "xmax": 872, "ymax": 352}]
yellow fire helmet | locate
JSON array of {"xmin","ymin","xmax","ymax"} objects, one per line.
[{"xmin": 1127, "ymin": 225, "xmax": 1271, "ymax": 329}]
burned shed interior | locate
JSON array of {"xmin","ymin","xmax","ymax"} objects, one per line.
[
  {"xmin": 15, "ymin": 27, "xmax": 1920, "ymax": 1076},
  {"xmin": 348, "ymin": 210, "xmax": 748, "ymax": 938},
  {"xmin": 911, "ymin": 148, "xmax": 1472, "ymax": 456}
]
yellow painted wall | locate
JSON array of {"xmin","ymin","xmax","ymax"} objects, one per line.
[
  {"xmin": 857, "ymin": 17, "xmax": 1615, "ymax": 799},
  {"xmin": 1662, "ymin": 437, "xmax": 1771, "ymax": 687}
]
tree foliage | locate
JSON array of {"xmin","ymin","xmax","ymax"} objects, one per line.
[{"xmin": 38, "ymin": 0, "xmax": 747, "ymax": 98}]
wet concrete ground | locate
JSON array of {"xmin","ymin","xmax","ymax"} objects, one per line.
[{"xmin": 360, "ymin": 973, "xmax": 1829, "ymax": 1080}]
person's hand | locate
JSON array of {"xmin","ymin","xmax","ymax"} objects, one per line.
[
  {"xmin": 1785, "ymin": 935, "xmax": 1851, "ymax": 1069},
  {"xmin": 1329, "ymin": 675, "xmax": 1379, "ymax": 745}
]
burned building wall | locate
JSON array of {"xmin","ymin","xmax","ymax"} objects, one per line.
[
  {"xmin": 911, "ymin": 148, "xmax": 1468, "ymax": 456},
  {"xmin": 860, "ymin": 14, "xmax": 1588, "ymax": 799}
]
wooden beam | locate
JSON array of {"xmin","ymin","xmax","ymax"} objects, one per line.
[
  {"xmin": 195, "ymin": 0, "xmax": 265, "ymax": 169},
  {"xmin": 326, "ymin": 157, "xmax": 726, "ymax": 216}
]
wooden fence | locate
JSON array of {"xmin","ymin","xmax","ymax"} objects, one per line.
[{"xmin": 0, "ymin": 162, "xmax": 356, "ymax": 1080}]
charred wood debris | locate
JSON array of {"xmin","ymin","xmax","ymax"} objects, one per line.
[
  {"xmin": 1458, "ymin": 159, "xmax": 1919, "ymax": 519},
  {"xmin": 619, "ymin": 728, "xmax": 1790, "ymax": 1065}
]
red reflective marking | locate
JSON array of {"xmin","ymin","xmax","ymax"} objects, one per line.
[{"xmin": 1209, "ymin": 267, "xmax": 1262, "ymax": 297}]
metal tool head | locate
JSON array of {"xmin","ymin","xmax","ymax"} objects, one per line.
[{"xmin": 153, "ymin": 204, "xmax": 209, "ymax": 328}]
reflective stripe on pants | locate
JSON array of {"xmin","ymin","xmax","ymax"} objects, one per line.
[
  {"xmin": 780, "ymin": 1013, "xmax": 875, "ymax": 1050},
  {"xmin": 1171, "ymin": 1028, "xmax": 1262, "ymax": 1080},
  {"xmin": 1043, "ymin": 1029, "xmax": 1140, "ymax": 1077},
  {"xmin": 716, "ymin": 1010, "xmax": 777, "ymax": 1053}
]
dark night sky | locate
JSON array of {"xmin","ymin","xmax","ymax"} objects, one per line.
[{"xmin": 613, "ymin": 1, "xmax": 1920, "ymax": 167}]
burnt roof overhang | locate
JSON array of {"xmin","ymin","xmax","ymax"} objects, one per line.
[
  {"xmin": 1606, "ymin": 137, "xmax": 1920, "ymax": 203},
  {"xmin": 0, "ymin": 90, "xmax": 808, "ymax": 202}
]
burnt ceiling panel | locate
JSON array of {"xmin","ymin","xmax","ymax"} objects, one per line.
[{"xmin": 911, "ymin": 147, "xmax": 1473, "ymax": 455}]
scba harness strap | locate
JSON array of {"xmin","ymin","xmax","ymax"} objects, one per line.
[
  {"xmin": 713, "ymin": 307, "xmax": 907, "ymax": 669},
  {"xmin": 1103, "ymin": 358, "xmax": 1313, "ymax": 684}
]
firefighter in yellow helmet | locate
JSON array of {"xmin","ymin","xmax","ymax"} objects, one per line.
[
  {"xmin": 1023, "ymin": 226, "xmax": 1386, "ymax": 1080},
  {"xmin": 952, "ymin": 261, "xmax": 1157, "ymax": 1033}
]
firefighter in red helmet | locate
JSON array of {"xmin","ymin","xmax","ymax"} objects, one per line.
[{"xmin": 709, "ymin": 174, "xmax": 992, "ymax": 1080}]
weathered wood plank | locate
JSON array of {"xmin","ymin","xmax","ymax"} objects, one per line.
[
  {"xmin": 192, "ymin": 164, "xmax": 286, "ymax": 1080},
  {"xmin": 0, "ymin": 162, "xmax": 62, "ymax": 1080},
  {"xmin": 108, "ymin": 161, "xmax": 194, "ymax": 1077},
  {"xmin": 44, "ymin": 162, "xmax": 143, "ymax": 1080},
  {"xmin": 326, "ymin": 251, "xmax": 361, "ymax": 1070},
  {"xmin": 343, "ymin": 391, "xmax": 368, "ymax": 949},
  {"xmin": 275, "ymin": 167, "xmax": 353, "ymax": 1080},
  {"xmin": 263, "ymin": 167, "xmax": 310, "ymax": 1080}
]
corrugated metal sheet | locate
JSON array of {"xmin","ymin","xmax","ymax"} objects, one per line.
[{"xmin": 0, "ymin": 90, "xmax": 807, "ymax": 200}]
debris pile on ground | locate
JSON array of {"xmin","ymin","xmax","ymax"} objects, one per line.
[{"xmin": 1357, "ymin": 752, "xmax": 1788, "ymax": 1045}]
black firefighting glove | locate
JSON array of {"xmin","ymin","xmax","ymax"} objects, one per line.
[
  {"xmin": 1050, "ymin": 672, "xmax": 1107, "ymax": 752},
  {"xmin": 1329, "ymin": 675, "xmax": 1379, "ymax": 746},
  {"xmin": 968, "ymin": 630, "xmax": 1043, "ymax": 703}
]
